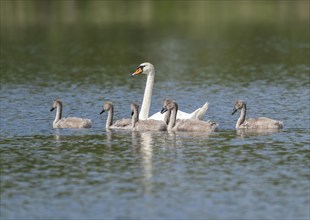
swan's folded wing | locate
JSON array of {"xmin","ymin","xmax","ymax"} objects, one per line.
[
  {"xmin": 134, "ymin": 119, "xmax": 167, "ymax": 131},
  {"xmin": 149, "ymin": 110, "xmax": 192, "ymax": 121},
  {"xmin": 175, "ymin": 119, "xmax": 218, "ymax": 132},
  {"xmin": 149, "ymin": 108, "xmax": 207, "ymax": 121},
  {"xmin": 148, "ymin": 112, "xmax": 165, "ymax": 120},
  {"xmin": 58, "ymin": 117, "xmax": 92, "ymax": 128},
  {"xmin": 113, "ymin": 118, "xmax": 132, "ymax": 128},
  {"xmin": 242, "ymin": 117, "xmax": 283, "ymax": 129},
  {"xmin": 191, "ymin": 102, "xmax": 209, "ymax": 120}
]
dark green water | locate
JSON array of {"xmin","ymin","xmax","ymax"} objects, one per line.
[{"xmin": 1, "ymin": 1, "xmax": 309, "ymax": 219}]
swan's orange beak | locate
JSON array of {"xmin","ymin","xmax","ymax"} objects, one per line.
[{"xmin": 131, "ymin": 67, "xmax": 143, "ymax": 76}]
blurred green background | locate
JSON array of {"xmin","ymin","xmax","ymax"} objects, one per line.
[
  {"xmin": 1, "ymin": 1, "xmax": 308, "ymax": 28},
  {"xmin": 1, "ymin": 1, "xmax": 308, "ymax": 83}
]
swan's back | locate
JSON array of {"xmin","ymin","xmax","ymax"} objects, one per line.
[
  {"xmin": 240, "ymin": 117, "xmax": 283, "ymax": 129},
  {"xmin": 54, "ymin": 117, "xmax": 92, "ymax": 128},
  {"xmin": 134, "ymin": 119, "xmax": 167, "ymax": 131},
  {"xmin": 175, "ymin": 119, "xmax": 218, "ymax": 132},
  {"xmin": 111, "ymin": 118, "xmax": 132, "ymax": 129}
]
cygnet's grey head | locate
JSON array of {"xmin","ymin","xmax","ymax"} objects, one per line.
[
  {"xmin": 231, "ymin": 100, "xmax": 246, "ymax": 115},
  {"xmin": 50, "ymin": 97, "xmax": 61, "ymax": 112},
  {"xmin": 131, "ymin": 102, "xmax": 139, "ymax": 116},
  {"xmin": 100, "ymin": 101, "xmax": 113, "ymax": 115},
  {"xmin": 161, "ymin": 99, "xmax": 177, "ymax": 114}
]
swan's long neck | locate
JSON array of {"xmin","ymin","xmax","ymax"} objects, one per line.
[
  {"xmin": 139, "ymin": 71, "xmax": 154, "ymax": 120},
  {"xmin": 106, "ymin": 106, "xmax": 114, "ymax": 129},
  {"xmin": 236, "ymin": 104, "xmax": 246, "ymax": 129},
  {"xmin": 132, "ymin": 108, "xmax": 139, "ymax": 128},
  {"xmin": 168, "ymin": 103, "xmax": 178, "ymax": 130},
  {"xmin": 53, "ymin": 102, "xmax": 62, "ymax": 126}
]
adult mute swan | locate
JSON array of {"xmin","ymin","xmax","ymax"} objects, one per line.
[
  {"xmin": 131, "ymin": 62, "xmax": 209, "ymax": 121},
  {"xmin": 50, "ymin": 98, "xmax": 92, "ymax": 128},
  {"xmin": 100, "ymin": 101, "xmax": 132, "ymax": 130},
  {"xmin": 131, "ymin": 103, "xmax": 167, "ymax": 131},
  {"xmin": 161, "ymin": 100, "xmax": 218, "ymax": 132},
  {"xmin": 231, "ymin": 100, "xmax": 284, "ymax": 129}
]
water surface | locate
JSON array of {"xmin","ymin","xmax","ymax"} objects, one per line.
[{"xmin": 0, "ymin": 1, "xmax": 309, "ymax": 219}]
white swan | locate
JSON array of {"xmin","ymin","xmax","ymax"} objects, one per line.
[
  {"xmin": 131, "ymin": 62, "xmax": 209, "ymax": 121},
  {"xmin": 161, "ymin": 100, "xmax": 218, "ymax": 132},
  {"xmin": 231, "ymin": 100, "xmax": 284, "ymax": 129},
  {"xmin": 100, "ymin": 101, "xmax": 132, "ymax": 130},
  {"xmin": 131, "ymin": 103, "xmax": 167, "ymax": 131},
  {"xmin": 50, "ymin": 98, "xmax": 92, "ymax": 128}
]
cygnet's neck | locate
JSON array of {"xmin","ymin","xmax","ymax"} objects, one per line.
[
  {"xmin": 132, "ymin": 108, "xmax": 139, "ymax": 128},
  {"xmin": 53, "ymin": 102, "xmax": 62, "ymax": 126},
  {"xmin": 168, "ymin": 103, "xmax": 178, "ymax": 130},
  {"xmin": 106, "ymin": 106, "xmax": 114, "ymax": 129},
  {"xmin": 236, "ymin": 104, "xmax": 246, "ymax": 128}
]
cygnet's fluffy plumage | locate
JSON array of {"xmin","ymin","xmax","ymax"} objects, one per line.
[
  {"xmin": 100, "ymin": 101, "xmax": 131, "ymax": 130},
  {"xmin": 131, "ymin": 103, "xmax": 167, "ymax": 131},
  {"xmin": 50, "ymin": 98, "xmax": 92, "ymax": 129},
  {"xmin": 161, "ymin": 100, "xmax": 218, "ymax": 132},
  {"xmin": 231, "ymin": 100, "xmax": 284, "ymax": 129}
]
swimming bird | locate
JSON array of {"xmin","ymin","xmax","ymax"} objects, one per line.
[
  {"xmin": 50, "ymin": 98, "xmax": 92, "ymax": 128},
  {"xmin": 161, "ymin": 100, "xmax": 218, "ymax": 132},
  {"xmin": 131, "ymin": 103, "xmax": 167, "ymax": 131},
  {"xmin": 131, "ymin": 62, "xmax": 209, "ymax": 120},
  {"xmin": 100, "ymin": 101, "xmax": 132, "ymax": 130},
  {"xmin": 231, "ymin": 100, "xmax": 284, "ymax": 129}
]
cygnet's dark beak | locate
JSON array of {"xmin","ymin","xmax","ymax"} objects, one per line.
[
  {"xmin": 50, "ymin": 107, "xmax": 55, "ymax": 112},
  {"xmin": 100, "ymin": 109, "xmax": 105, "ymax": 115},
  {"xmin": 231, "ymin": 107, "xmax": 238, "ymax": 115},
  {"xmin": 161, "ymin": 107, "xmax": 168, "ymax": 114}
]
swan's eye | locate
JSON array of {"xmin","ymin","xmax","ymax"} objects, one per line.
[{"xmin": 140, "ymin": 65, "xmax": 146, "ymax": 69}]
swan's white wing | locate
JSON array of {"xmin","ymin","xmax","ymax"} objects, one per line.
[
  {"xmin": 148, "ymin": 102, "xmax": 209, "ymax": 121},
  {"xmin": 148, "ymin": 110, "xmax": 192, "ymax": 120},
  {"xmin": 148, "ymin": 111, "xmax": 165, "ymax": 120},
  {"xmin": 190, "ymin": 102, "xmax": 209, "ymax": 120},
  {"xmin": 111, "ymin": 118, "xmax": 132, "ymax": 130},
  {"xmin": 176, "ymin": 110, "xmax": 194, "ymax": 119}
]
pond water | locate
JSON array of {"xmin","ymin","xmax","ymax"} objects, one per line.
[{"xmin": 0, "ymin": 2, "xmax": 309, "ymax": 219}]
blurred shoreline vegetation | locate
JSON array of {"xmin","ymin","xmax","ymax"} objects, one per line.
[
  {"xmin": 0, "ymin": 0, "xmax": 308, "ymax": 83},
  {"xmin": 1, "ymin": 1, "xmax": 308, "ymax": 34}
]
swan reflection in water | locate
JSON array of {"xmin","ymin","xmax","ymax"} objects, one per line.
[
  {"xmin": 53, "ymin": 129, "xmax": 61, "ymax": 143},
  {"xmin": 131, "ymin": 131, "xmax": 154, "ymax": 194},
  {"xmin": 131, "ymin": 131, "xmax": 179, "ymax": 194},
  {"xmin": 236, "ymin": 128, "xmax": 284, "ymax": 138}
]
